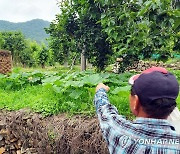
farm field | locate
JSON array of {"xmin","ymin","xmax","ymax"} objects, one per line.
[
  {"xmin": 0, "ymin": 67, "xmax": 133, "ymax": 117},
  {"xmin": 0, "ymin": 66, "xmax": 179, "ymax": 153},
  {"xmin": 0, "ymin": 66, "xmax": 179, "ymax": 117}
]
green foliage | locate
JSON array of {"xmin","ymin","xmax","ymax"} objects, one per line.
[
  {"xmin": 0, "ymin": 31, "xmax": 50, "ymax": 67},
  {"xmin": 19, "ymin": 40, "xmax": 41, "ymax": 67},
  {"xmin": 169, "ymin": 69, "xmax": 180, "ymax": 84},
  {"xmin": 47, "ymin": 49, "xmax": 55, "ymax": 66},
  {"xmin": 0, "ymin": 19, "xmax": 50, "ymax": 43},
  {"xmin": 0, "ymin": 71, "xmax": 44, "ymax": 90},
  {"xmin": 0, "ymin": 31, "xmax": 27, "ymax": 63},
  {"xmin": 37, "ymin": 45, "xmax": 49, "ymax": 68},
  {"xmin": 0, "ymin": 69, "xmax": 133, "ymax": 117},
  {"xmin": 97, "ymin": 0, "xmax": 180, "ymax": 72},
  {"xmin": 45, "ymin": 3, "xmax": 76, "ymax": 64},
  {"xmin": 47, "ymin": 0, "xmax": 179, "ymax": 72},
  {"xmin": 46, "ymin": 0, "xmax": 113, "ymax": 71},
  {"xmin": 0, "ymin": 69, "xmax": 179, "ymax": 117},
  {"xmin": 0, "ymin": 33, "xmax": 4, "ymax": 48}
]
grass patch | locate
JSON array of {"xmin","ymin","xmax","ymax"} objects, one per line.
[
  {"xmin": 0, "ymin": 86, "xmax": 59, "ymax": 116},
  {"xmin": 0, "ymin": 84, "xmax": 132, "ymax": 117},
  {"xmin": 13, "ymin": 65, "xmax": 81, "ymax": 74}
]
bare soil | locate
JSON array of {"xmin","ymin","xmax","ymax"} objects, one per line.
[{"xmin": 0, "ymin": 109, "xmax": 108, "ymax": 154}]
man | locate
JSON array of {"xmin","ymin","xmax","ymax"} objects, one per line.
[{"xmin": 94, "ymin": 67, "xmax": 180, "ymax": 153}]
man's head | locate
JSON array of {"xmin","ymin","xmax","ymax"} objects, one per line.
[{"xmin": 128, "ymin": 67, "xmax": 179, "ymax": 119}]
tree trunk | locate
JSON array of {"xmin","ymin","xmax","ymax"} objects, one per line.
[
  {"xmin": 41, "ymin": 63, "xmax": 45, "ymax": 68},
  {"xmin": 81, "ymin": 49, "xmax": 86, "ymax": 71},
  {"xmin": 64, "ymin": 53, "xmax": 68, "ymax": 67},
  {"xmin": 64, "ymin": 61, "xmax": 68, "ymax": 67}
]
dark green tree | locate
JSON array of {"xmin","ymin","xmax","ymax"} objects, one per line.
[
  {"xmin": 19, "ymin": 40, "xmax": 41, "ymax": 67},
  {"xmin": 0, "ymin": 33, "xmax": 5, "ymax": 48},
  {"xmin": 46, "ymin": 0, "xmax": 112, "ymax": 71},
  {"xmin": 0, "ymin": 31, "xmax": 27, "ymax": 64},
  {"xmin": 38, "ymin": 45, "xmax": 49, "ymax": 68},
  {"xmin": 47, "ymin": 0, "xmax": 179, "ymax": 72},
  {"xmin": 97, "ymin": 0, "xmax": 180, "ymax": 72}
]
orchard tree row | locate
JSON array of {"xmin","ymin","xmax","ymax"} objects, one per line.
[
  {"xmin": 0, "ymin": 31, "xmax": 51, "ymax": 68},
  {"xmin": 46, "ymin": 0, "xmax": 180, "ymax": 72}
]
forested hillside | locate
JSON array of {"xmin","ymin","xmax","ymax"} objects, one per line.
[{"xmin": 0, "ymin": 19, "xmax": 50, "ymax": 42}]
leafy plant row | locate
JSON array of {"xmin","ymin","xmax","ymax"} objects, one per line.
[
  {"xmin": 0, "ymin": 70, "xmax": 179, "ymax": 117},
  {"xmin": 0, "ymin": 70, "xmax": 134, "ymax": 116},
  {"xmin": 0, "ymin": 70, "xmax": 134, "ymax": 95}
]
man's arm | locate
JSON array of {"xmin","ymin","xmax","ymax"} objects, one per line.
[
  {"xmin": 94, "ymin": 87, "xmax": 119, "ymax": 115},
  {"xmin": 94, "ymin": 83, "xmax": 120, "ymax": 115},
  {"xmin": 94, "ymin": 83, "xmax": 128, "ymax": 153}
]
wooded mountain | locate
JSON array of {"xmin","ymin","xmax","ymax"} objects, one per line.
[{"xmin": 0, "ymin": 19, "xmax": 50, "ymax": 43}]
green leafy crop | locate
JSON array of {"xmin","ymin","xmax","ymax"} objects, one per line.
[{"xmin": 0, "ymin": 69, "xmax": 179, "ymax": 118}]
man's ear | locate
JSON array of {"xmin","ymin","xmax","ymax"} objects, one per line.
[{"xmin": 130, "ymin": 95, "xmax": 140, "ymax": 116}]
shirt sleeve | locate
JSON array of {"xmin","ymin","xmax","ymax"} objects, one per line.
[
  {"xmin": 94, "ymin": 88, "xmax": 119, "ymax": 115},
  {"xmin": 94, "ymin": 88, "xmax": 127, "ymax": 153}
]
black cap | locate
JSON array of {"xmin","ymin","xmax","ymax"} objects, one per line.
[{"xmin": 129, "ymin": 67, "xmax": 179, "ymax": 103}]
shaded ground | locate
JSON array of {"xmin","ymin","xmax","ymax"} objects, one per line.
[{"xmin": 0, "ymin": 109, "xmax": 108, "ymax": 154}]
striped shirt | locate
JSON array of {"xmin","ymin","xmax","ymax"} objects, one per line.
[{"xmin": 94, "ymin": 88, "xmax": 180, "ymax": 154}]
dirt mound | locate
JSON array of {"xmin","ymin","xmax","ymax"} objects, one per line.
[{"xmin": 0, "ymin": 109, "xmax": 108, "ymax": 154}]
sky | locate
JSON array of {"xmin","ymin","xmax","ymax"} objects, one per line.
[{"xmin": 0, "ymin": 0, "xmax": 60, "ymax": 23}]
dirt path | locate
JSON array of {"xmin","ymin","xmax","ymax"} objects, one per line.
[{"xmin": 0, "ymin": 109, "xmax": 108, "ymax": 154}]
